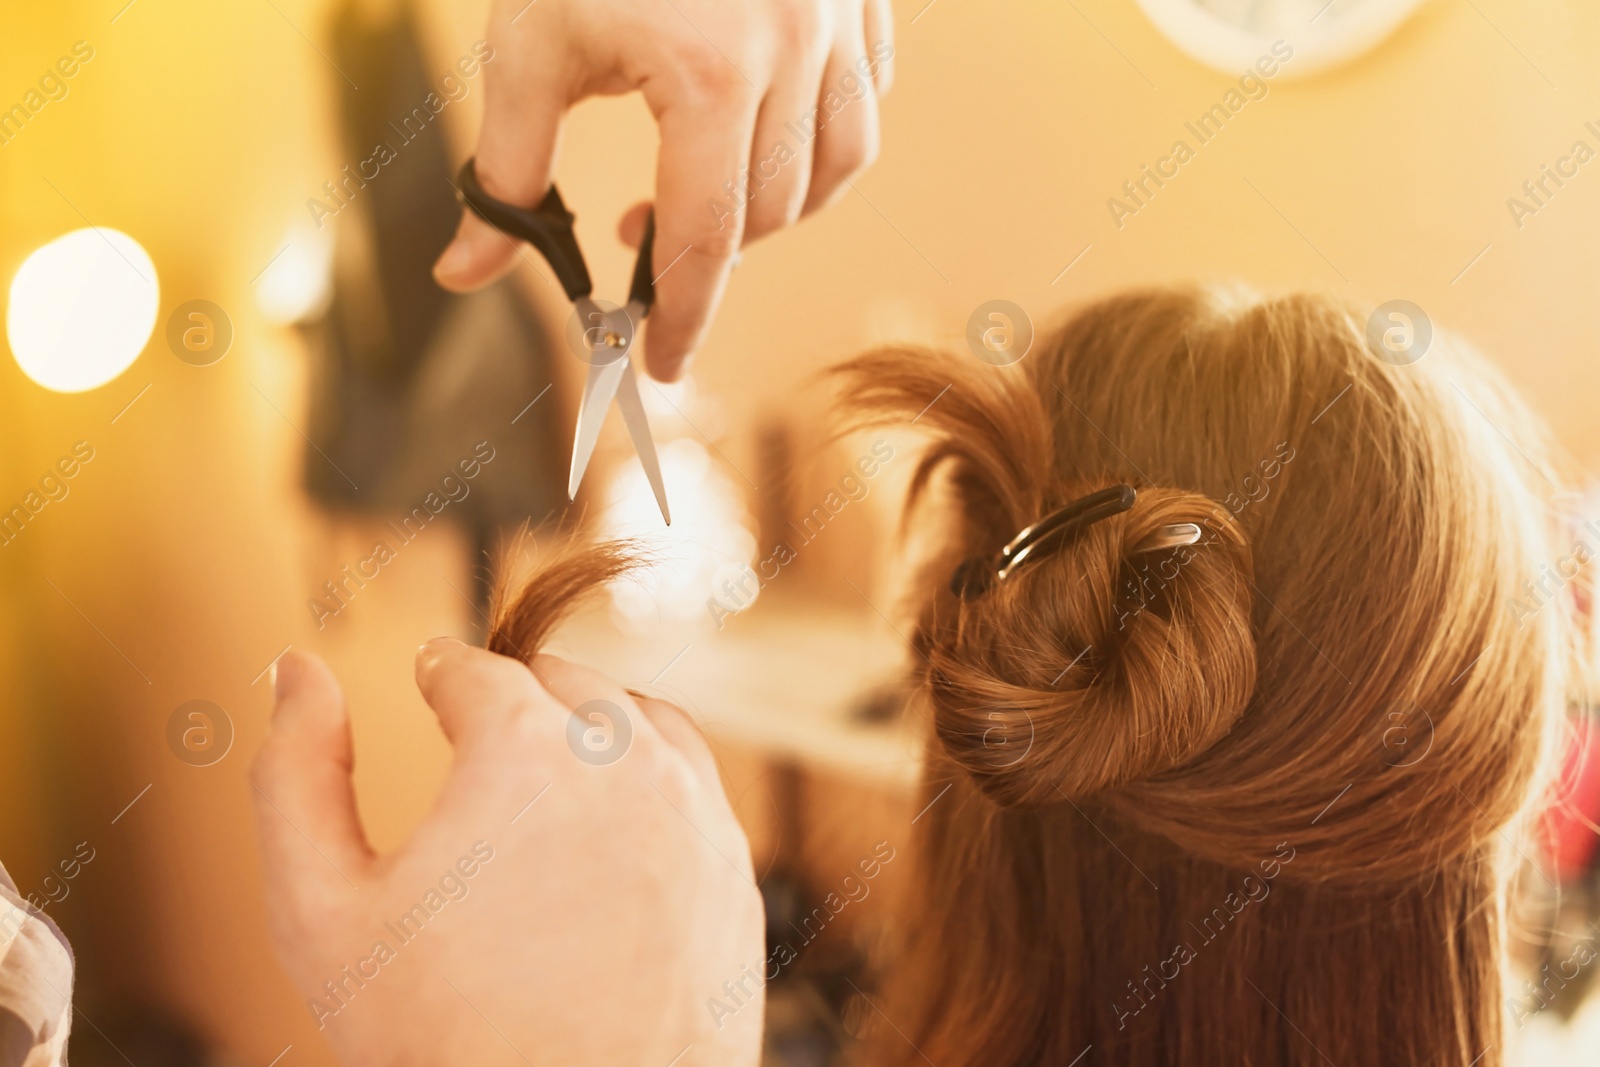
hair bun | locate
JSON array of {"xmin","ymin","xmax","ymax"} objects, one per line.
[{"xmin": 928, "ymin": 488, "xmax": 1257, "ymax": 809}]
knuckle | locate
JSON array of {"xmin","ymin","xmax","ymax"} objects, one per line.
[
  {"xmin": 649, "ymin": 751, "xmax": 700, "ymax": 806},
  {"xmin": 671, "ymin": 38, "xmax": 755, "ymax": 102},
  {"xmin": 817, "ymin": 128, "xmax": 879, "ymax": 189},
  {"xmin": 744, "ymin": 197, "xmax": 801, "ymax": 242},
  {"xmin": 686, "ymin": 218, "xmax": 744, "ymax": 261},
  {"xmin": 504, "ymin": 701, "xmax": 551, "ymax": 749},
  {"xmin": 772, "ymin": 0, "xmax": 827, "ymax": 55}
]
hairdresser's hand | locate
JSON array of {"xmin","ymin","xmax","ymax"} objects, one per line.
[
  {"xmin": 432, "ymin": 0, "xmax": 895, "ymax": 381},
  {"xmin": 252, "ymin": 643, "xmax": 764, "ymax": 1067}
]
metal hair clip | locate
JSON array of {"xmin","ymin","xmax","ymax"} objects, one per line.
[{"xmin": 950, "ymin": 484, "xmax": 1204, "ymax": 599}]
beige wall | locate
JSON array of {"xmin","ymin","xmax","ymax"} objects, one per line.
[{"xmin": 1, "ymin": 0, "xmax": 1597, "ymax": 1059}]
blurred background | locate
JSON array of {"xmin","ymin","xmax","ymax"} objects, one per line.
[{"xmin": 1, "ymin": 0, "xmax": 1599, "ymax": 1063}]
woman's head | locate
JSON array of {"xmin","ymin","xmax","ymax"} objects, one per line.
[{"xmin": 831, "ymin": 285, "xmax": 1576, "ymax": 1065}]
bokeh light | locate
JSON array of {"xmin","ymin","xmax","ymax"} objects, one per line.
[
  {"xmin": 600, "ymin": 437, "xmax": 759, "ymax": 628},
  {"xmin": 255, "ymin": 224, "xmax": 333, "ymax": 325},
  {"xmin": 7, "ymin": 227, "xmax": 160, "ymax": 393}
]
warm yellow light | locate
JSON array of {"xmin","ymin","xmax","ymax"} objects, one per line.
[
  {"xmin": 7, "ymin": 228, "xmax": 160, "ymax": 393},
  {"xmin": 601, "ymin": 437, "xmax": 759, "ymax": 629},
  {"xmin": 256, "ymin": 224, "xmax": 332, "ymax": 325}
]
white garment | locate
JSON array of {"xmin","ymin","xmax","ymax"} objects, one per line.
[{"xmin": 0, "ymin": 862, "xmax": 72, "ymax": 1067}]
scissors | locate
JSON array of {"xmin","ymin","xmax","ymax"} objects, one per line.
[{"xmin": 455, "ymin": 158, "xmax": 670, "ymax": 525}]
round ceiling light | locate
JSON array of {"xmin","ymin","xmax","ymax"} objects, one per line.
[{"xmin": 1135, "ymin": 0, "xmax": 1428, "ymax": 79}]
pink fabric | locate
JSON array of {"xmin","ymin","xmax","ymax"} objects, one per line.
[{"xmin": 1546, "ymin": 715, "xmax": 1600, "ymax": 882}]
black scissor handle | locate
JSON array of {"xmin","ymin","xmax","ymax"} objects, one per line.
[
  {"xmin": 628, "ymin": 211, "xmax": 657, "ymax": 313},
  {"xmin": 455, "ymin": 157, "xmax": 656, "ymax": 314},
  {"xmin": 456, "ymin": 158, "xmax": 590, "ymax": 300}
]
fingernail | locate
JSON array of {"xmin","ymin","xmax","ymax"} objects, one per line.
[
  {"xmin": 433, "ymin": 237, "xmax": 471, "ymax": 281},
  {"xmin": 419, "ymin": 635, "xmax": 466, "ymax": 658}
]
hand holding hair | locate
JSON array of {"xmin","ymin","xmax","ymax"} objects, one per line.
[
  {"xmin": 253, "ymin": 283, "xmax": 1571, "ymax": 1067},
  {"xmin": 252, "ymin": 640, "xmax": 762, "ymax": 1066}
]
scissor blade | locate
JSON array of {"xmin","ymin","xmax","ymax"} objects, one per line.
[
  {"xmin": 614, "ymin": 360, "xmax": 671, "ymax": 526},
  {"xmin": 567, "ymin": 355, "xmax": 630, "ymax": 500}
]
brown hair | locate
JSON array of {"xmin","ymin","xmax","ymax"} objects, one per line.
[{"xmin": 492, "ymin": 285, "xmax": 1578, "ymax": 1066}]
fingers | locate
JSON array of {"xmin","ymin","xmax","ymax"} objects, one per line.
[
  {"xmin": 633, "ymin": 695, "xmax": 726, "ymax": 799},
  {"xmin": 641, "ymin": 84, "xmax": 762, "ymax": 381},
  {"xmin": 530, "ymin": 653, "xmax": 663, "ymax": 755},
  {"xmin": 415, "ymin": 637, "xmax": 560, "ymax": 748},
  {"xmin": 252, "ymin": 650, "xmax": 375, "ymax": 901},
  {"xmin": 434, "ymin": 212, "xmax": 525, "ymax": 293},
  {"xmin": 802, "ymin": 30, "xmax": 882, "ymax": 217},
  {"xmin": 530, "ymin": 654, "xmax": 727, "ymax": 784},
  {"xmin": 741, "ymin": 14, "xmax": 830, "ymax": 244},
  {"xmin": 434, "ymin": 25, "xmax": 568, "ymax": 292},
  {"xmin": 863, "ymin": 0, "xmax": 895, "ymax": 95},
  {"xmin": 530, "ymin": 655, "xmax": 733, "ymax": 816}
]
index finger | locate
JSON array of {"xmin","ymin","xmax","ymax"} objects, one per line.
[
  {"xmin": 415, "ymin": 637, "xmax": 567, "ymax": 749},
  {"xmin": 641, "ymin": 82, "xmax": 762, "ymax": 381}
]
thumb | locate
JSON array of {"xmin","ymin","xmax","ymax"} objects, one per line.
[
  {"xmin": 617, "ymin": 200, "xmax": 653, "ymax": 250},
  {"xmin": 251, "ymin": 650, "xmax": 374, "ymax": 912},
  {"xmin": 434, "ymin": 28, "xmax": 567, "ymax": 292},
  {"xmin": 432, "ymin": 210, "xmax": 523, "ymax": 293}
]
